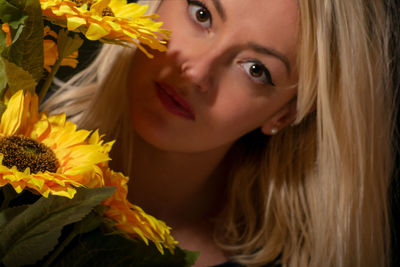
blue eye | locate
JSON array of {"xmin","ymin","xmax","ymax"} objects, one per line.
[
  {"xmin": 241, "ymin": 61, "xmax": 275, "ymax": 86},
  {"xmin": 187, "ymin": 0, "xmax": 212, "ymax": 28}
]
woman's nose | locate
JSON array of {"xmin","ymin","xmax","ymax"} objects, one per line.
[
  {"xmin": 180, "ymin": 59, "xmax": 214, "ymax": 93},
  {"xmin": 167, "ymin": 38, "xmax": 221, "ymax": 93}
]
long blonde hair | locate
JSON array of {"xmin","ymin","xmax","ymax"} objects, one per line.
[{"xmin": 43, "ymin": 1, "xmax": 396, "ymax": 266}]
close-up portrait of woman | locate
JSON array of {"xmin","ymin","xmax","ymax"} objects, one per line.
[{"xmin": 40, "ymin": 0, "xmax": 399, "ymax": 266}]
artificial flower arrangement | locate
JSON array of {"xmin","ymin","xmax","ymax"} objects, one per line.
[{"xmin": 0, "ymin": 0, "xmax": 199, "ymax": 266}]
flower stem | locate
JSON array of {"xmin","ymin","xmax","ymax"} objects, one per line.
[
  {"xmin": 38, "ymin": 56, "xmax": 63, "ymax": 104},
  {"xmin": 38, "ymin": 30, "xmax": 83, "ymax": 104},
  {"xmin": 42, "ymin": 229, "xmax": 77, "ymax": 267}
]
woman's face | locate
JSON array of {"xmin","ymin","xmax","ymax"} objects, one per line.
[{"xmin": 128, "ymin": 0, "xmax": 299, "ymax": 153}]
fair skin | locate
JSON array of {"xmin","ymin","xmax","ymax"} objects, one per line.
[{"xmin": 126, "ymin": 0, "xmax": 299, "ymax": 265}]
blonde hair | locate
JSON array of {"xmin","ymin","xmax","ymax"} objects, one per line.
[{"xmin": 43, "ymin": 1, "xmax": 396, "ymax": 266}]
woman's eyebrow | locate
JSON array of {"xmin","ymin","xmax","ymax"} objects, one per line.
[
  {"xmin": 248, "ymin": 42, "xmax": 291, "ymax": 75},
  {"xmin": 210, "ymin": 1, "xmax": 291, "ymax": 75},
  {"xmin": 211, "ymin": 0, "xmax": 227, "ymax": 21}
]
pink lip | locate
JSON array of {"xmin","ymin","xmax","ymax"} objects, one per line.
[{"xmin": 155, "ymin": 82, "xmax": 196, "ymax": 121}]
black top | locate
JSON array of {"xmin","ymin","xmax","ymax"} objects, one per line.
[
  {"xmin": 212, "ymin": 260, "xmax": 281, "ymax": 267},
  {"xmin": 211, "ymin": 262, "xmax": 244, "ymax": 267}
]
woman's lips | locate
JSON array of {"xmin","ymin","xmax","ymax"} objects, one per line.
[{"xmin": 155, "ymin": 82, "xmax": 196, "ymax": 121}]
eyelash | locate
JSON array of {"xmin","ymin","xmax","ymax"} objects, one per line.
[
  {"xmin": 186, "ymin": 0, "xmax": 213, "ymax": 28},
  {"xmin": 240, "ymin": 60, "xmax": 275, "ymax": 86}
]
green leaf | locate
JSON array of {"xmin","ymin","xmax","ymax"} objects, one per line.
[
  {"xmin": 0, "ymin": 45, "xmax": 7, "ymax": 92},
  {"xmin": 57, "ymin": 30, "xmax": 84, "ymax": 59},
  {"xmin": 0, "ymin": 187, "xmax": 115, "ymax": 267},
  {"xmin": 51, "ymin": 229, "xmax": 199, "ymax": 267},
  {"xmin": 0, "ymin": 205, "xmax": 29, "ymax": 230},
  {"xmin": 72, "ymin": 205, "xmax": 108, "ymax": 235},
  {"xmin": 0, "ymin": 27, "xmax": 6, "ymax": 51},
  {"xmin": 9, "ymin": 23, "xmax": 24, "ymax": 44},
  {"xmin": 1, "ymin": 57, "xmax": 36, "ymax": 94},
  {"xmin": 0, "ymin": 100, "xmax": 6, "ymax": 118},
  {"xmin": 41, "ymin": 206, "xmax": 109, "ymax": 267},
  {"xmin": 0, "ymin": 0, "xmax": 27, "ymax": 28},
  {"xmin": 0, "ymin": 0, "xmax": 44, "ymax": 87},
  {"xmin": 184, "ymin": 249, "xmax": 201, "ymax": 267}
]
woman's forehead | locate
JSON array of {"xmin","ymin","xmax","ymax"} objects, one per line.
[
  {"xmin": 217, "ymin": 0, "xmax": 299, "ymax": 39},
  {"xmin": 161, "ymin": 0, "xmax": 299, "ymax": 59}
]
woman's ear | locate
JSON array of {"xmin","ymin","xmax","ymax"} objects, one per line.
[{"xmin": 261, "ymin": 99, "xmax": 297, "ymax": 135}]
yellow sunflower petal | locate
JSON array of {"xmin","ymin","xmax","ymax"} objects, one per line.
[
  {"xmin": 58, "ymin": 4, "xmax": 77, "ymax": 16},
  {"xmin": 101, "ymin": 170, "xmax": 177, "ymax": 253},
  {"xmin": 88, "ymin": 130, "xmax": 100, "ymax": 144},
  {"xmin": 43, "ymin": 39, "xmax": 58, "ymax": 72},
  {"xmin": 109, "ymin": 1, "xmax": 147, "ymax": 18},
  {"xmin": 105, "ymin": 20, "xmax": 121, "ymax": 31},
  {"xmin": 1, "ymin": 23, "xmax": 12, "ymax": 46},
  {"xmin": 67, "ymin": 16, "xmax": 87, "ymax": 31},
  {"xmin": 75, "ymin": 147, "xmax": 110, "ymax": 164},
  {"xmin": 48, "ymin": 186, "xmax": 76, "ymax": 198},
  {"xmin": 43, "ymin": 25, "xmax": 58, "ymax": 39},
  {"xmin": 48, "ymin": 112, "xmax": 66, "ymax": 126},
  {"xmin": 61, "ymin": 57, "xmax": 78, "ymax": 68},
  {"xmin": 85, "ymin": 22, "xmax": 110, "ymax": 40},
  {"xmin": 0, "ymin": 90, "xmax": 25, "ymax": 136},
  {"xmin": 90, "ymin": 0, "xmax": 111, "ymax": 15},
  {"xmin": 30, "ymin": 115, "xmax": 51, "ymax": 142},
  {"xmin": 40, "ymin": 0, "xmax": 170, "ymax": 56}
]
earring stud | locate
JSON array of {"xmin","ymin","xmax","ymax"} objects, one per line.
[{"xmin": 270, "ymin": 128, "xmax": 278, "ymax": 135}]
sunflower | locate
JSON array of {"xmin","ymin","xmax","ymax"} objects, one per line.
[
  {"xmin": 40, "ymin": 0, "xmax": 170, "ymax": 58},
  {"xmin": 0, "ymin": 90, "xmax": 113, "ymax": 198},
  {"xmin": 102, "ymin": 169, "xmax": 178, "ymax": 254}
]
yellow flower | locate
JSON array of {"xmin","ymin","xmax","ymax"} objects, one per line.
[
  {"xmin": 102, "ymin": 169, "xmax": 178, "ymax": 254},
  {"xmin": 0, "ymin": 91, "xmax": 176, "ymax": 253},
  {"xmin": 40, "ymin": 0, "xmax": 170, "ymax": 58},
  {"xmin": 0, "ymin": 90, "xmax": 113, "ymax": 198},
  {"xmin": 43, "ymin": 26, "xmax": 79, "ymax": 72}
]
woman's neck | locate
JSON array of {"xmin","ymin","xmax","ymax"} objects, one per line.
[{"xmin": 126, "ymin": 132, "xmax": 231, "ymax": 228}]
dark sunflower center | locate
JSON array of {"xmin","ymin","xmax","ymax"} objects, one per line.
[
  {"xmin": 72, "ymin": 0, "xmax": 94, "ymax": 9},
  {"xmin": 102, "ymin": 7, "xmax": 115, "ymax": 17},
  {"xmin": 0, "ymin": 135, "xmax": 59, "ymax": 174},
  {"xmin": 72, "ymin": 0, "xmax": 115, "ymax": 16}
]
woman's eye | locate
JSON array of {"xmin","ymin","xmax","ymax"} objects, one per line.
[
  {"xmin": 241, "ymin": 61, "xmax": 275, "ymax": 86},
  {"xmin": 187, "ymin": 0, "xmax": 212, "ymax": 28}
]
